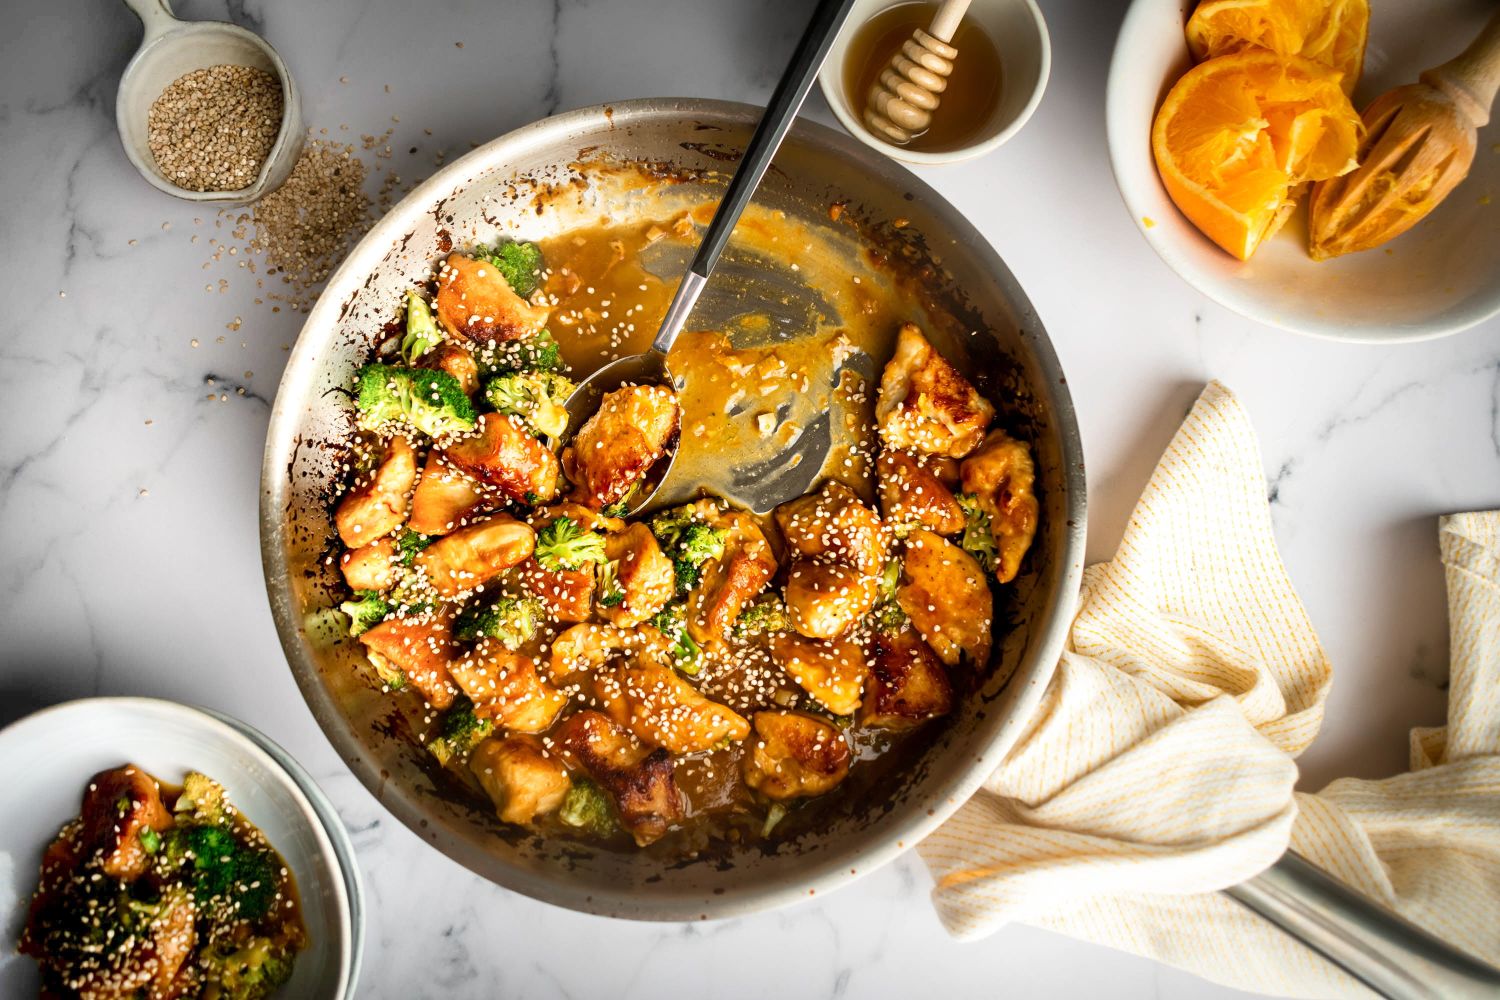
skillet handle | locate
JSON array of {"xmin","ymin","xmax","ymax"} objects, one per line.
[{"xmin": 1224, "ymin": 851, "xmax": 1500, "ymax": 1000}]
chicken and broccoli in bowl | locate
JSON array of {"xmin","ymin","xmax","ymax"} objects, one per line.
[{"xmin": 324, "ymin": 233, "xmax": 1040, "ymax": 852}]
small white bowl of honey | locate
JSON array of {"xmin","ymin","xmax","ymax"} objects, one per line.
[{"xmin": 819, "ymin": 0, "xmax": 1050, "ymax": 165}]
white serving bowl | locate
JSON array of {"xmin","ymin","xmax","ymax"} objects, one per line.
[
  {"xmin": 0, "ymin": 698, "xmax": 361, "ymax": 999},
  {"xmin": 819, "ymin": 0, "xmax": 1050, "ymax": 164},
  {"xmin": 1107, "ymin": 0, "xmax": 1500, "ymax": 342}
]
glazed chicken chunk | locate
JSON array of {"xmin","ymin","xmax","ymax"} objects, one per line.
[
  {"xmin": 895, "ymin": 528, "xmax": 993, "ymax": 667},
  {"xmin": 876, "ymin": 324, "xmax": 994, "ymax": 459},
  {"xmin": 421, "ymin": 341, "xmax": 481, "ymax": 396},
  {"xmin": 470, "ymin": 734, "xmax": 571, "ymax": 825},
  {"xmin": 435, "ymin": 251, "xmax": 549, "ymax": 344},
  {"xmin": 743, "ymin": 711, "xmax": 853, "ymax": 800},
  {"xmin": 776, "ymin": 482, "xmax": 888, "ymax": 639},
  {"xmin": 863, "ymin": 628, "xmax": 954, "ymax": 728},
  {"xmin": 683, "ymin": 505, "xmax": 778, "ymax": 646},
  {"xmin": 335, "ymin": 434, "xmax": 417, "ymax": 546},
  {"xmin": 443, "ymin": 412, "xmax": 561, "ymax": 505},
  {"xmin": 554, "ymin": 710, "xmax": 685, "ymax": 846},
  {"xmin": 340, "ymin": 537, "xmax": 397, "ymax": 592},
  {"xmin": 548, "ymin": 622, "xmax": 665, "ymax": 681},
  {"xmin": 960, "ymin": 429, "xmax": 1040, "ymax": 584},
  {"xmin": 448, "ymin": 643, "xmax": 568, "ymax": 733},
  {"xmin": 767, "ymin": 632, "xmax": 869, "ymax": 717},
  {"xmin": 359, "ymin": 613, "xmax": 460, "ymax": 709},
  {"xmin": 594, "ymin": 660, "xmax": 751, "ymax": 754},
  {"xmin": 408, "ymin": 450, "xmax": 492, "ymax": 536},
  {"xmin": 598, "ymin": 522, "xmax": 676, "ymax": 627},
  {"xmin": 415, "ymin": 513, "xmax": 535, "ymax": 597},
  {"xmin": 877, "ymin": 449, "xmax": 965, "ymax": 537},
  {"xmin": 562, "ymin": 385, "xmax": 680, "ymax": 509},
  {"xmin": 79, "ymin": 766, "xmax": 175, "ymax": 881}
]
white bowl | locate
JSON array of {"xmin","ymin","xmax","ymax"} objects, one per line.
[
  {"xmin": 1107, "ymin": 0, "xmax": 1500, "ymax": 342},
  {"xmin": 818, "ymin": 0, "xmax": 1051, "ymax": 164},
  {"xmin": 0, "ymin": 698, "xmax": 361, "ymax": 999}
]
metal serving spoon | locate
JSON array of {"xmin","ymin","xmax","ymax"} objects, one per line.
[{"xmin": 561, "ymin": 0, "xmax": 860, "ymax": 516}]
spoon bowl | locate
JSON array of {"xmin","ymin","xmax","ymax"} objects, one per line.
[{"xmin": 115, "ymin": 0, "xmax": 303, "ymax": 204}]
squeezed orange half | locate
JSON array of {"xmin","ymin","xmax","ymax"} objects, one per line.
[{"xmin": 1186, "ymin": 0, "xmax": 1369, "ymax": 95}]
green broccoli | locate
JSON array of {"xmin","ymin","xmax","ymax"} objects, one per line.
[
  {"xmin": 734, "ymin": 594, "xmax": 793, "ymax": 636},
  {"xmin": 366, "ymin": 650, "xmax": 407, "ymax": 692},
  {"xmin": 160, "ymin": 825, "xmax": 278, "ymax": 922},
  {"xmin": 596, "ymin": 560, "xmax": 625, "ymax": 607},
  {"xmin": 400, "ymin": 288, "xmax": 441, "ymax": 364},
  {"xmin": 867, "ymin": 558, "xmax": 908, "ymax": 635},
  {"xmin": 477, "ymin": 329, "xmax": 565, "ymax": 376},
  {"xmin": 340, "ymin": 591, "xmax": 391, "ymax": 637},
  {"xmin": 203, "ymin": 936, "xmax": 296, "ymax": 1000},
  {"xmin": 474, "ymin": 240, "xmax": 545, "ymax": 297},
  {"xmin": 956, "ymin": 493, "xmax": 999, "ymax": 573},
  {"xmin": 354, "ymin": 363, "xmax": 476, "ymax": 439},
  {"xmin": 650, "ymin": 507, "xmax": 728, "ymax": 596},
  {"xmin": 453, "ymin": 594, "xmax": 545, "ymax": 648},
  {"xmin": 173, "ymin": 771, "xmax": 231, "ymax": 827},
  {"xmin": 762, "ymin": 802, "xmax": 789, "ymax": 838},
  {"xmin": 483, "ymin": 371, "xmax": 576, "ymax": 439},
  {"xmin": 428, "ymin": 697, "xmax": 495, "ymax": 767},
  {"xmin": 534, "ymin": 516, "xmax": 607, "ymax": 572},
  {"xmin": 558, "ymin": 777, "xmax": 617, "ymax": 837},
  {"xmin": 651, "ymin": 605, "xmax": 702, "ymax": 675},
  {"xmin": 395, "ymin": 529, "xmax": 432, "ymax": 566}
]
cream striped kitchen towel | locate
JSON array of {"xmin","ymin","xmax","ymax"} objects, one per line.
[{"xmin": 920, "ymin": 382, "xmax": 1500, "ymax": 997}]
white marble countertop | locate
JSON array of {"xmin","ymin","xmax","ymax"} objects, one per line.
[{"xmin": 4, "ymin": 0, "xmax": 1498, "ymax": 997}]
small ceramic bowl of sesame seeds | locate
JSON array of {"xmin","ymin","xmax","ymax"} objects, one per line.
[{"xmin": 115, "ymin": 0, "xmax": 304, "ymax": 203}]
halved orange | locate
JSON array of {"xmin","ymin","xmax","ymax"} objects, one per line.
[
  {"xmin": 1152, "ymin": 50, "xmax": 1361, "ymax": 260},
  {"xmin": 1186, "ymin": 0, "xmax": 1369, "ymax": 95}
]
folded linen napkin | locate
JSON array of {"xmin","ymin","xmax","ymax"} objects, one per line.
[{"xmin": 919, "ymin": 382, "xmax": 1500, "ymax": 997}]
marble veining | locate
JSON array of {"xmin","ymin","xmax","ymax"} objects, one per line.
[{"xmin": 2, "ymin": 0, "xmax": 1498, "ymax": 998}]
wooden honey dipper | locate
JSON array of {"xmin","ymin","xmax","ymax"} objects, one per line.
[
  {"xmin": 1309, "ymin": 9, "xmax": 1500, "ymax": 260},
  {"xmin": 863, "ymin": 0, "xmax": 974, "ymax": 145}
]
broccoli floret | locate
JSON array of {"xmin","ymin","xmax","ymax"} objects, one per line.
[
  {"xmin": 558, "ymin": 777, "xmax": 617, "ymax": 837},
  {"xmin": 734, "ymin": 594, "xmax": 792, "ymax": 636},
  {"xmin": 474, "ymin": 240, "xmax": 545, "ymax": 297},
  {"xmin": 340, "ymin": 591, "xmax": 391, "ymax": 637},
  {"xmin": 401, "ymin": 289, "xmax": 441, "ymax": 364},
  {"xmin": 160, "ymin": 825, "xmax": 279, "ymax": 922},
  {"xmin": 534, "ymin": 516, "xmax": 607, "ymax": 571},
  {"xmin": 650, "ymin": 507, "xmax": 728, "ymax": 596},
  {"xmin": 483, "ymin": 371, "xmax": 575, "ymax": 439},
  {"xmin": 878, "ymin": 557, "xmax": 901, "ymax": 601},
  {"xmin": 366, "ymin": 649, "xmax": 407, "ymax": 692},
  {"xmin": 956, "ymin": 493, "xmax": 999, "ymax": 573},
  {"xmin": 203, "ymin": 936, "xmax": 296, "ymax": 1000},
  {"xmin": 651, "ymin": 605, "xmax": 702, "ymax": 674},
  {"xmin": 476, "ymin": 329, "xmax": 565, "ymax": 377},
  {"xmin": 395, "ymin": 528, "xmax": 432, "ymax": 566},
  {"xmin": 354, "ymin": 363, "xmax": 476, "ymax": 439},
  {"xmin": 762, "ymin": 802, "xmax": 789, "ymax": 838},
  {"xmin": 428, "ymin": 697, "xmax": 495, "ymax": 767},
  {"xmin": 173, "ymin": 771, "xmax": 231, "ymax": 827},
  {"xmin": 596, "ymin": 560, "xmax": 625, "ymax": 607},
  {"xmin": 453, "ymin": 594, "xmax": 545, "ymax": 647},
  {"xmin": 867, "ymin": 558, "xmax": 908, "ymax": 634}
]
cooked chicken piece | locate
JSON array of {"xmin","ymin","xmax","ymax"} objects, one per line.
[
  {"xmin": 360, "ymin": 613, "xmax": 459, "ymax": 709},
  {"xmin": 960, "ymin": 429, "xmax": 1040, "ymax": 584},
  {"xmin": 783, "ymin": 561, "xmax": 880, "ymax": 640},
  {"xmin": 594, "ymin": 660, "xmax": 751, "ymax": 753},
  {"xmin": 415, "ymin": 514, "xmax": 535, "ymax": 597},
  {"xmin": 767, "ymin": 633, "xmax": 869, "ymax": 716},
  {"xmin": 683, "ymin": 505, "xmax": 778, "ymax": 646},
  {"xmin": 562, "ymin": 385, "xmax": 679, "ymax": 509},
  {"xmin": 448, "ymin": 643, "xmax": 568, "ymax": 733},
  {"xmin": 554, "ymin": 710, "xmax": 685, "ymax": 846},
  {"xmin": 877, "ymin": 449, "xmax": 965, "ymax": 536},
  {"xmin": 408, "ymin": 450, "xmax": 493, "ymax": 536},
  {"xmin": 598, "ymin": 523, "xmax": 675, "ymax": 627},
  {"xmin": 774, "ymin": 481, "xmax": 890, "ymax": 576},
  {"xmin": 863, "ymin": 628, "xmax": 954, "ymax": 728},
  {"xmin": 335, "ymin": 435, "xmax": 417, "ymax": 546},
  {"xmin": 896, "ymin": 528, "xmax": 993, "ymax": 667},
  {"xmin": 743, "ymin": 711, "xmax": 852, "ymax": 799},
  {"xmin": 340, "ymin": 537, "xmax": 397, "ymax": 592},
  {"xmin": 518, "ymin": 559, "xmax": 595, "ymax": 622},
  {"xmin": 421, "ymin": 341, "xmax": 480, "ymax": 396},
  {"xmin": 443, "ymin": 413, "xmax": 561, "ymax": 505},
  {"xmin": 78, "ymin": 766, "xmax": 174, "ymax": 881},
  {"xmin": 435, "ymin": 252, "xmax": 549, "ymax": 344},
  {"xmin": 876, "ymin": 323, "xmax": 995, "ymax": 459},
  {"xmin": 470, "ymin": 734, "xmax": 571, "ymax": 824},
  {"xmin": 547, "ymin": 622, "xmax": 667, "ymax": 680}
]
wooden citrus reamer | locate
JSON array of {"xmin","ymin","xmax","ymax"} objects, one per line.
[
  {"xmin": 863, "ymin": 0, "xmax": 973, "ymax": 144},
  {"xmin": 1310, "ymin": 9, "xmax": 1500, "ymax": 260}
]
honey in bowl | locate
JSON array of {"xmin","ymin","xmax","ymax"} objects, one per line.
[{"xmin": 844, "ymin": 1, "xmax": 1004, "ymax": 152}]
